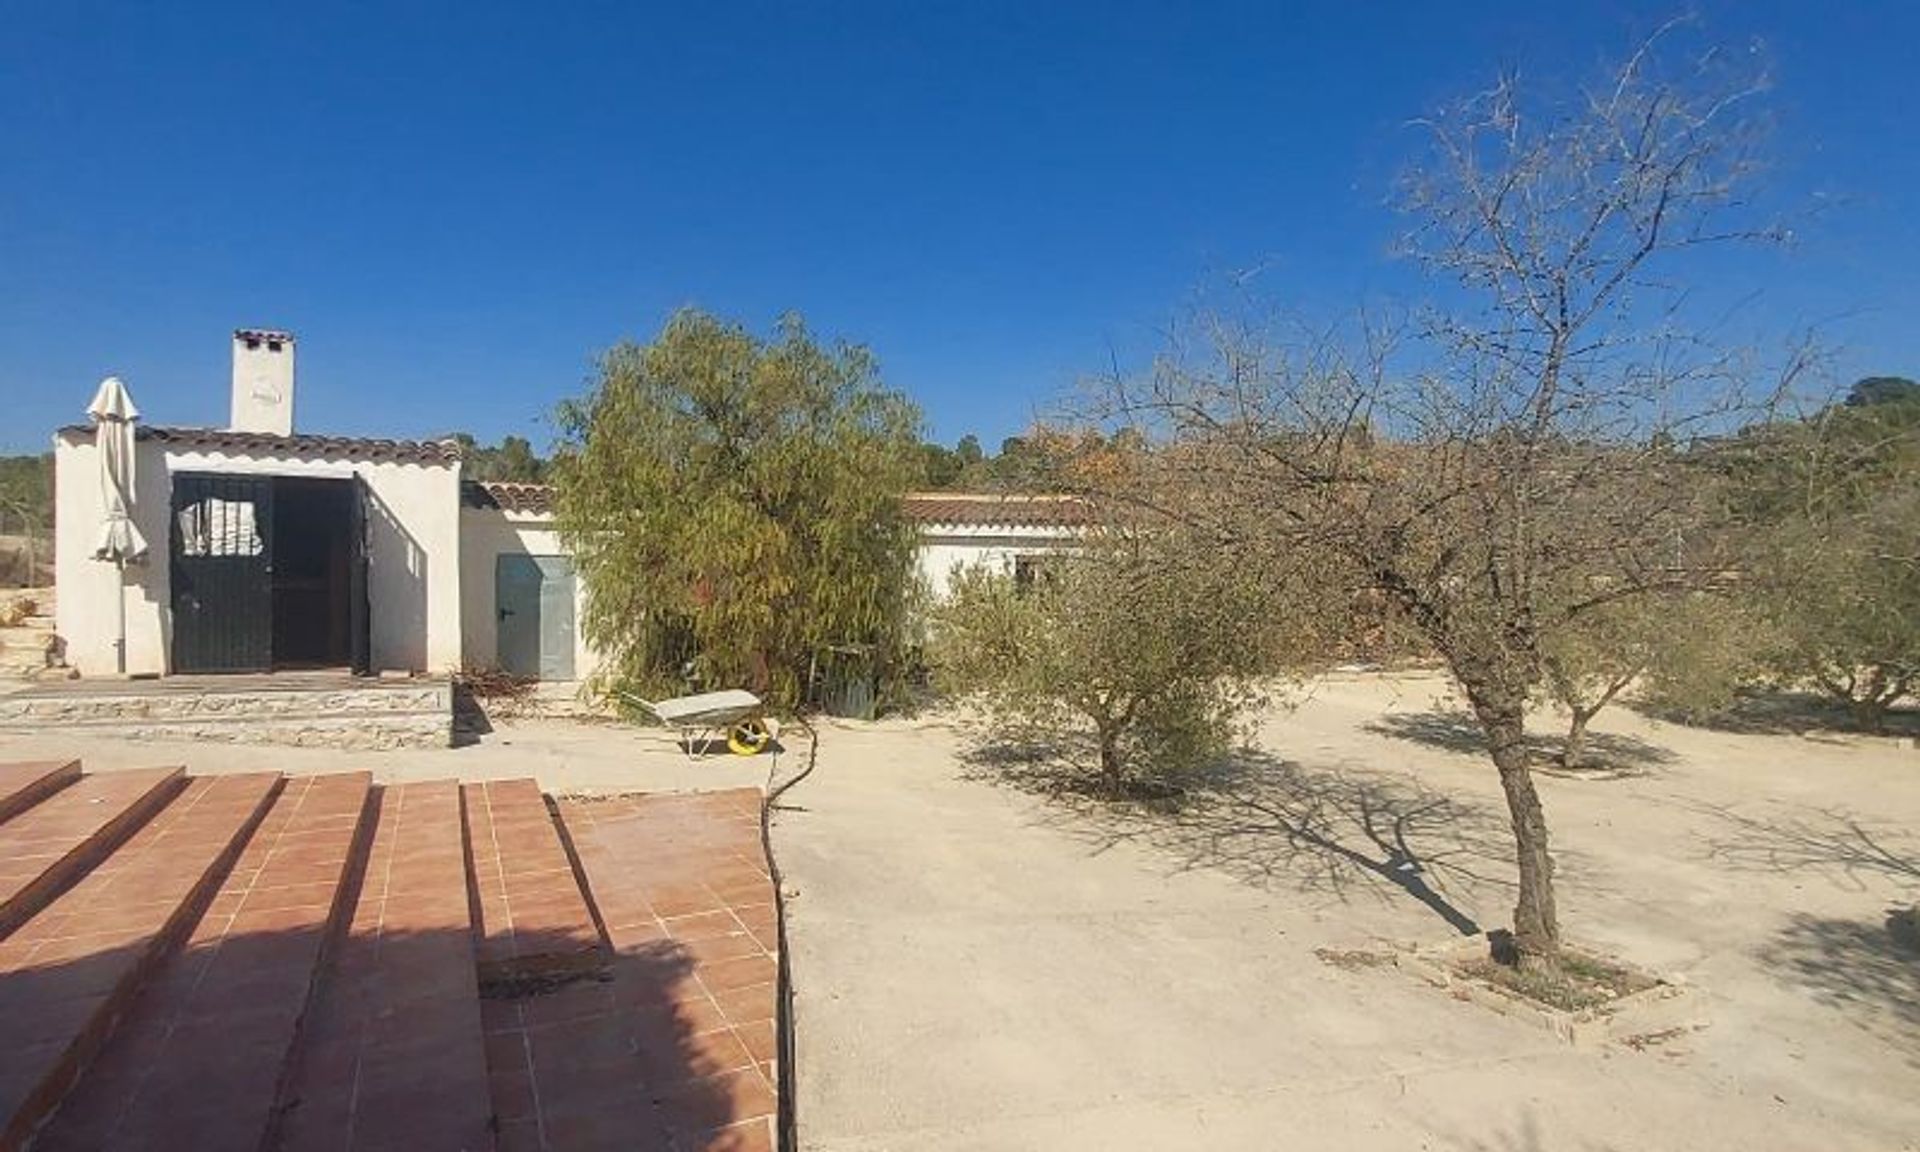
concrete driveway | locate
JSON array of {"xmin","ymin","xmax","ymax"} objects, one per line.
[{"xmin": 772, "ymin": 677, "xmax": 1920, "ymax": 1151}]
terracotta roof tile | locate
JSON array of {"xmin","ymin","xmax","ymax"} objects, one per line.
[
  {"xmin": 56, "ymin": 424, "xmax": 464, "ymax": 464},
  {"xmin": 902, "ymin": 492, "xmax": 1096, "ymax": 527},
  {"xmin": 463, "ymin": 481, "xmax": 555, "ymax": 513},
  {"xmin": 459, "ymin": 486, "xmax": 1093, "ymax": 526}
]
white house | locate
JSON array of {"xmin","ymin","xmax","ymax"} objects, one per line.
[
  {"xmin": 51, "ymin": 330, "xmax": 1087, "ymax": 683},
  {"xmin": 903, "ymin": 492, "xmax": 1091, "ymax": 597}
]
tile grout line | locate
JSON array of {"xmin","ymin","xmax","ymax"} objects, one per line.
[
  {"xmin": 343, "ymin": 780, "xmax": 404, "ymax": 1150},
  {"xmin": 115, "ymin": 775, "xmax": 309, "ymax": 1145},
  {"xmin": 482, "ymin": 783, "xmax": 520, "ymax": 966},
  {"xmin": 481, "ymin": 784, "xmax": 553, "ymax": 1151}
]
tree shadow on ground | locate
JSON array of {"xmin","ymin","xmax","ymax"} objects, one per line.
[
  {"xmin": 1694, "ymin": 802, "xmax": 1920, "ymax": 1063},
  {"xmin": 1629, "ymin": 688, "xmax": 1920, "ymax": 739},
  {"xmin": 1365, "ymin": 709, "xmax": 1676, "ymax": 776},
  {"xmin": 1452, "ymin": 1111, "xmax": 1620, "ymax": 1152},
  {"xmin": 1759, "ymin": 909, "xmax": 1920, "ymax": 1062},
  {"xmin": 956, "ymin": 733, "xmax": 1187, "ymax": 802},
  {"xmin": 1692, "ymin": 801, "xmax": 1920, "ymax": 889},
  {"xmin": 960, "ymin": 739, "xmax": 1511, "ymax": 938}
]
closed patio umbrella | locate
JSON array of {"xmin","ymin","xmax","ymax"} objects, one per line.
[{"xmin": 87, "ymin": 376, "xmax": 147, "ymax": 673}]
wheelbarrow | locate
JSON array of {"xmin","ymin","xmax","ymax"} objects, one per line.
[{"xmin": 618, "ymin": 688, "xmax": 777, "ymax": 759}]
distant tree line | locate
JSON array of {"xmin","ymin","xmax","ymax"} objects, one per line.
[
  {"xmin": 453, "ymin": 425, "xmax": 1074, "ymax": 493},
  {"xmin": 0, "ymin": 453, "xmax": 53, "ymax": 586},
  {"xmin": 447, "ymin": 433, "xmax": 551, "ymax": 483},
  {"xmin": 0, "ymin": 454, "xmax": 53, "ymax": 533},
  {"xmin": 915, "ymin": 433, "xmax": 1076, "ymax": 491}
]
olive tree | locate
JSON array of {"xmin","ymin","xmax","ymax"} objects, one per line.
[
  {"xmin": 1742, "ymin": 392, "xmax": 1920, "ymax": 730},
  {"xmin": 1537, "ymin": 594, "xmax": 1663, "ymax": 770},
  {"xmin": 929, "ymin": 522, "xmax": 1290, "ymax": 795},
  {"xmin": 1095, "ymin": 23, "xmax": 1798, "ymax": 967},
  {"xmin": 1538, "ymin": 589, "xmax": 1759, "ymax": 766},
  {"xmin": 552, "ymin": 309, "xmax": 925, "ymax": 708}
]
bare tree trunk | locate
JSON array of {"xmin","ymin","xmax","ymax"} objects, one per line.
[
  {"xmin": 1473, "ymin": 698, "xmax": 1561, "ymax": 968},
  {"xmin": 1560, "ymin": 708, "xmax": 1593, "ymax": 770},
  {"xmin": 1843, "ymin": 666, "xmax": 1910, "ymax": 734},
  {"xmin": 1850, "ymin": 695, "xmax": 1889, "ymax": 735},
  {"xmin": 1096, "ymin": 723, "xmax": 1123, "ymax": 794}
]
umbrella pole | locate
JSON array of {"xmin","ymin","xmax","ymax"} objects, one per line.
[{"xmin": 115, "ymin": 557, "xmax": 127, "ymax": 675}]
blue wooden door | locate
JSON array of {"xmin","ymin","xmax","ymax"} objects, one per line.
[{"xmin": 495, "ymin": 554, "xmax": 576, "ymax": 680}]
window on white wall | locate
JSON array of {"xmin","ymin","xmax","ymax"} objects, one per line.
[
  {"xmin": 176, "ymin": 496, "xmax": 265, "ymax": 557},
  {"xmin": 1014, "ymin": 553, "xmax": 1057, "ymax": 593}
]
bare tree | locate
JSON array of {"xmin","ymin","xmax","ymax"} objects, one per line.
[{"xmin": 1089, "ymin": 21, "xmax": 1802, "ymax": 967}]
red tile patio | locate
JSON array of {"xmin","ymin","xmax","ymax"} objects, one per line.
[
  {"xmin": 0, "ymin": 772, "xmax": 279, "ymax": 1150},
  {"xmin": 464, "ymin": 779, "xmax": 603, "ymax": 982},
  {"xmin": 34, "ymin": 772, "xmax": 372, "ymax": 1152},
  {"xmin": 0, "ymin": 762, "xmax": 782, "ymax": 1152},
  {"xmin": 0, "ymin": 766, "xmax": 184, "ymax": 939},
  {"xmin": 276, "ymin": 779, "xmax": 495, "ymax": 1152},
  {"xmin": 0, "ymin": 759, "xmax": 78, "ymax": 825},
  {"xmin": 482, "ymin": 790, "xmax": 779, "ymax": 1152}
]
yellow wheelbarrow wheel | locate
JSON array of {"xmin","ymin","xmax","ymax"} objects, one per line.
[{"xmin": 727, "ymin": 717, "xmax": 774, "ymax": 756}]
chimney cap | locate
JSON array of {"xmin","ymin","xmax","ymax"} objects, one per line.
[{"xmin": 234, "ymin": 327, "xmax": 295, "ymax": 345}]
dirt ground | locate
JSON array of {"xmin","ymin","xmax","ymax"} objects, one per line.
[
  {"xmin": 774, "ymin": 670, "xmax": 1920, "ymax": 1151},
  {"xmin": 4, "ymin": 671, "xmax": 1915, "ymax": 1149},
  {"xmin": 0, "ymin": 712, "xmax": 779, "ymax": 796}
]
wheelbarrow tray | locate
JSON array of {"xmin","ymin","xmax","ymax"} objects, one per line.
[
  {"xmin": 619, "ymin": 688, "xmax": 771, "ymax": 758},
  {"xmin": 633, "ymin": 688, "xmax": 763, "ymax": 728}
]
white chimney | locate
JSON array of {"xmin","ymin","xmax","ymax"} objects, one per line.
[{"xmin": 231, "ymin": 328, "xmax": 295, "ymax": 435}]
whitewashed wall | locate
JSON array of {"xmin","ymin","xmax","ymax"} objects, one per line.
[
  {"xmin": 458, "ymin": 507, "xmax": 599, "ymax": 682},
  {"xmin": 915, "ymin": 523, "xmax": 1080, "ymax": 600},
  {"xmin": 53, "ymin": 432, "xmax": 463, "ymax": 676}
]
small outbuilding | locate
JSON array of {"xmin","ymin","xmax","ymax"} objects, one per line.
[
  {"xmin": 904, "ymin": 491, "xmax": 1094, "ymax": 599},
  {"xmin": 53, "ymin": 331, "xmax": 465, "ymax": 678}
]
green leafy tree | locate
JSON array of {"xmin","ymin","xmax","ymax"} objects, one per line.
[
  {"xmin": 492, "ymin": 435, "xmax": 546, "ymax": 482},
  {"xmin": 1539, "ymin": 591, "xmax": 1759, "ymax": 766},
  {"xmin": 1537, "ymin": 596, "xmax": 1662, "ymax": 771},
  {"xmin": 552, "ymin": 309, "xmax": 925, "ymax": 708},
  {"xmin": 0, "ymin": 454, "xmax": 52, "ymax": 530},
  {"xmin": 0, "ymin": 453, "xmax": 53, "ymax": 587},
  {"xmin": 451, "ymin": 432, "xmax": 550, "ymax": 483},
  {"xmin": 930, "ymin": 526, "xmax": 1286, "ymax": 793},
  {"xmin": 1740, "ymin": 396, "xmax": 1920, "ymax": 730},
  {"xmin": 917, "ymin": 441, "xmax": 964, "ymax": 489},
  {"xmin": 1844, "ymin": 376, "xmax": 1920, "ymax": 409},
  {"xmin": 954, "ymin": 434, "xmax": 984, "ymax": 470}
]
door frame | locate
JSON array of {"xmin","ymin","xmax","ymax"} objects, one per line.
[
  {"xmin": 494, "ymin": 552, "xmax": 577, "ymax": 681},
  {"xmin": 167, "ymin": 471, "xmax": 373, "ymax": 675}
]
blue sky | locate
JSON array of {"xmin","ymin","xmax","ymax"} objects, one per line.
[{"xmin": 3, "ymin": 1, "xmax": 1915, "ymax": 455}]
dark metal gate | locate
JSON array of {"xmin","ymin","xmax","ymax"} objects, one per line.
[{"xmin": 170, "ymin": 472, "xmax": 274, "ymax": 673}]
